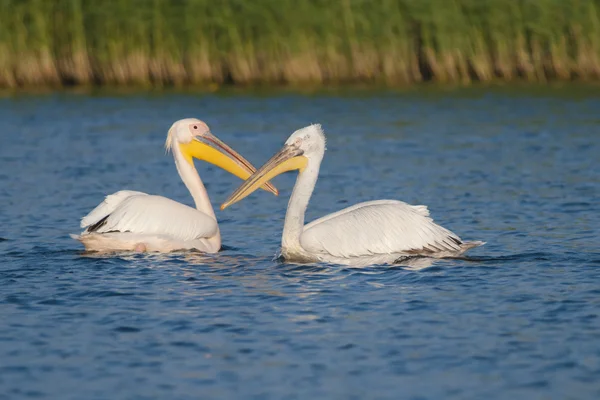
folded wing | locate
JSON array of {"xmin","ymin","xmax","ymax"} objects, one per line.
[
  {"xmin": 300, "ymin": 200, "xmax": 463, "ymax": 258},
  {"xmin": 81, "ymin": 192, "xmax": 217, "ymax": 241}
]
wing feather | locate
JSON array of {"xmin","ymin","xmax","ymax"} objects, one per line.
[
  {"xmin": 83, "ymin": 194, "xmax": 217, "ymax": 241},
  {"xmin": 300, "ymin": 200, "xmax": 462, "ymax": 258},
  {"xmin": 81, "ymin": 190, "xmax": 147, "ymax": 228}
]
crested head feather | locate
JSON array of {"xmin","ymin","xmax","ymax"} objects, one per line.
[
  {"xmin": 310, "ymin": 123, "xmax": 326, "ymax": 150},
  {"xmin": 165, "ymin": 126, "xmax": 176, "ymax": 153}
]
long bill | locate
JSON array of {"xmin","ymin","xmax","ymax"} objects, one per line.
[
  {"xmin": 221, "ymin": 144, "xmax": 307, "ymax": 210},
  {"xmin": 179, "ymin": 132, "xmax": 278, "ymax": 195}
]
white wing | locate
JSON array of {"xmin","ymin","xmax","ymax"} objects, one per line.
[
  {"xmin": 81, "ymin": 190, "xmax": 147, "ymax": 228},
  {"xmin": 81, "ymin": 192, "xmax": 217, "ymax": 241},
  {"xmin": 300, "ymin": 200, "xmax": 463, "ymax": 258}
]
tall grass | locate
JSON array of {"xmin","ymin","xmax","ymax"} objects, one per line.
[{"xmin": 1, "ymin": 0, "xmax": 599, "ymax": 87}]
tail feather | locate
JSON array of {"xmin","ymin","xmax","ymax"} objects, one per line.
[{"xmin": 460, "ymin": 240, "xmax": 485, "ymax": 252}]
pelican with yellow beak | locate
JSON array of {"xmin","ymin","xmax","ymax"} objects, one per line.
[
  {"xmin": 221, "ymin": 124, "xmax": 483, "ymax": 266},
  {"xmin": 72, "ymin": 118, "xmax": 277, "ymax": 253}
]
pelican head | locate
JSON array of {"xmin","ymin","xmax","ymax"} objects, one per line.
[
  {"xmin": 167, "ymin": 118, "xmax": 278, "ymax": 195},
  {"xmin": 221, "ymin": 124, "xmax": 325, "ymax": 209},
  {"xmin": 283, "ymin": 123, "xmax": 326, "ymax": 159}
]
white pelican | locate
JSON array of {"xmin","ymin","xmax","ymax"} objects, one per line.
[
  {"xmin": 72, "ymin": 118, "xmax": 278, "ymax": 253},
  {"xmin": 221, "ymin": 124, "xmax": 484, "ymax": 266}
]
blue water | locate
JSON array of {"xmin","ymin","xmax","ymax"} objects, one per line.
[{"xmin": 1, "ymin": 88, "xmax": 599, "ymax": 399}]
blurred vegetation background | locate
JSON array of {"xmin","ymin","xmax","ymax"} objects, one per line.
[{"xmin": 1, "ymin": 0, "xmax": 599, "ymax": 88}]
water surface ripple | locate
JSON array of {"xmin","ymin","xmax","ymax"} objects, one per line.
[{"xmin": 1, "ymin": 89, "xmax": 599, "ymax": 399}]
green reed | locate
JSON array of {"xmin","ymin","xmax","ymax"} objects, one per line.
[{"xmin": 1, "ymin": 0, "xmax": 599, "ymax": 88}]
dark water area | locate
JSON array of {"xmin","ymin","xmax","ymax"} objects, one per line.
[{"xmin": 1, "ymin": 87, "xmax": 599, "ymax": 399}]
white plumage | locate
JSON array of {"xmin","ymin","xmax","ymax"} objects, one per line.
[
  {"xmin": 222, "ymin": 124, "xmax": 484, "ymax": 266},
  {"xmin": 74, "ymin": 192, "xmax": 219, "ymax": 253},
  {"xmin": 85, "ymin": 193, "xmax": 217, "ymax": 240},
  {"xmin": 80, "ymin": 190, "xmax": 146, "ymax": 228},
  {"xmin": 301, "ymin": 200, "xmax": 463, "ymax": 258},
  {"xmin": 73, "ymin": 118, "xmax": 277, "ymax": 253}
]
